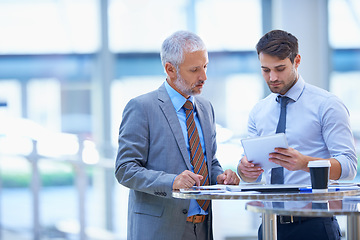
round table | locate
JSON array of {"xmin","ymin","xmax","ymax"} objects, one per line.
[
  {"xmin": 246, "ymin": 198, "xmax": 360, "ymax": 240},
  {"xmin": 172, "ymin": 187, "xmax": 360, "ymax": 240}
]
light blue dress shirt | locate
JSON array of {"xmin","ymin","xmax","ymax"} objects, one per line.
[
  {"xmin": 165, "ymin": 80, "xmax": 208, "ymax": 216},
  {"xmin": 248, "ymin": 76, "xmax": 357, "ymax": 184}
]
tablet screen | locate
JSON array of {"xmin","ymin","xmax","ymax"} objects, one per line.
[{"xmin": 241, "ymin": 133, "xmax": 288, "ymax": 170}]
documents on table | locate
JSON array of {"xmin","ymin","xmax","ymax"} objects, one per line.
[
  {"xmin": 179, "ymin": 184, "xmax": 310, "ymax": 194},
  {"xmin": 328, "ymin": 183, "xmax": 360, "ymax": 192},
  {"xmin": 179, "ymin": 183, "xmax": 360, "ymax": 194},
  {"xmin": 226, "ymin": 184, "xmax": 310, "ymax": 193},
  {"xmin": 227, "ymin": 183, "xmax": 360, "ymax": 193},
  {"xmin": 179, "ymin": 185, "xmax": 227, "ymax": 193}
]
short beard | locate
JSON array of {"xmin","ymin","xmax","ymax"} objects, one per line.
[{"xmin": 174, "ymin": 72, "xmax": 197, "ymax": 96}]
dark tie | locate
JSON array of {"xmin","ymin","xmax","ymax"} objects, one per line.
[
  {"xmin": 271, "ymin": 96, "xmax": 290, "ymax": 184},
  {"xmin": 183, "ymin": 100, "xmax": 210, "ymax": 211}
]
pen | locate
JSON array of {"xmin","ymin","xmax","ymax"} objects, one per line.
[
  {"xmin": 299, "ymin": 188, "xmax": 312, "ymax": 193},
  {"xmin": 299, "ymin": 187, "xmax": 341, "ymax": 192}
]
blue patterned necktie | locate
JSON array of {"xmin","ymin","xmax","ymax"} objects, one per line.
[
  {"xmin": 271, "ymin": 96, "xmax": 290, "ymax": 184},
  {"xmin": 183, "ymin": 100, "xmax": 210, "ymax": 211}
]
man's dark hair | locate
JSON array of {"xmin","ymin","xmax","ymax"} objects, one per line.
[{"xmin": 256, "ymin": 30, "xmax": 299, "ymax": 63}]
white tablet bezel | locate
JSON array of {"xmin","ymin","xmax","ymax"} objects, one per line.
[{"xmin": 241, "ymin": 133, "xmax": 288, "ymax": 170}]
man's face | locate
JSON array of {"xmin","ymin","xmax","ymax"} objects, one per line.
[
  {"xmin": 173, "ymin": 50, "xmax": 208, "ymax": 98},
  {"xmin": 259, "ymin": 52, "xmax": 300, "ymax": 95}
]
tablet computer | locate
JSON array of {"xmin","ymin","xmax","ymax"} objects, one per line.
[{"xmin": 241, "ymin": 133, "xmax": 288, "ymax": 170}]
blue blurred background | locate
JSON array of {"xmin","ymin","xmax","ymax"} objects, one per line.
[{"xmin": 0, "ymin": 0, "xmax": 360, "ymax": 239}]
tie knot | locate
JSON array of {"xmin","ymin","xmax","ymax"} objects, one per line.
[
  {"xmin": 183, "ymin": 100, "xmax": 194, "ymax": 111},
  {"xmin": 278, "ymin": 96, "xmax": 290, "ymax": 107}
]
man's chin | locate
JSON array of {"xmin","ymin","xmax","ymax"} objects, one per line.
[
  {"xmin": 191, "ymin": 90, "xmax": 202, "ymax": 96},
  {"xmin": 269, "ymin": 87, "xmax": 280, "ymax": 94}
]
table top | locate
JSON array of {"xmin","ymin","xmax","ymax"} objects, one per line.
[
  {"xmin": 245, "ymin": 198, "xmax": 360, "ymax": 217},
  {"xmin": 172, "ymin": 185, "xmax": 360, "ymax": 201}
]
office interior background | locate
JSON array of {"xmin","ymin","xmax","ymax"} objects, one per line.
[{"xmin": 0, "ymin": 0, "xmax": 360, "ymax": 239}]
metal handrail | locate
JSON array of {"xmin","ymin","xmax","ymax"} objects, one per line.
[{"xmin": 0, "ymin": 137, "xmax": 116, "ymax": 240}]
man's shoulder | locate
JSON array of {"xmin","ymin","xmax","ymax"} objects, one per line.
[
  {"xmin": 129, "ymin": 86, "xmax": 162, "ymax": 104},
  {"xmin": 304, "ymin": 82, "xmax": 332, "ymax": 97},
  {"xmin": 252, "ymin": 94, "xmax": 275, "ymax": 108},
  {"xmin": 136, "ymin": 89, "xmax": 158, "ymax": 100},
  {"xmin": 303, "ymin": 83, "xmax": 340, "ymax": 102}
]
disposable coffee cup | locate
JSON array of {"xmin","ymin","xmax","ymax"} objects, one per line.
[{"xmin": 308, "ymin": 160, "xmax": 331, "ymax": 193}]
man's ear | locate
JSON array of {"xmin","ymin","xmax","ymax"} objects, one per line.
[
  {"xmin": 165, "ymin": 62, "xmax": 177, "ymax": 79},
  {"xmin": 294, "ymin": 54, "xmax": 301, "ymax": 68}
]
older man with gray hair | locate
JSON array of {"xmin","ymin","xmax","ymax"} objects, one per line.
[{"xmin": 115, "ymin": 30, "xmax": 240, "ymax": 240}]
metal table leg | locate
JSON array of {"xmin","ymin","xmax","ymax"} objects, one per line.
[
  {"xmin": 262, "ymin": 213, "xmax": 277, "ymax": 240},
  {"xmin": 347, "ymin": 215, "xmax": 360, "ymax": 240}
]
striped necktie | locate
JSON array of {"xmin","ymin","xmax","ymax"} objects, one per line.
[
  {"xmin": 183, "ymin": 100, "xmax": 210, "ymax": 211},
  {"xmin": 271, "ymin": 96, "xmax": 290, "ymax": 184}
]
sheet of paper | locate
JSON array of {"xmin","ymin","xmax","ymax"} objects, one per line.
[{"xmin": 179, "ymin": 185, "xmax": 227, "ymax": 193}]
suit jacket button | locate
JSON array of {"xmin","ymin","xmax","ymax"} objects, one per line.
[
  {"xmin": 182, "ymin": 209, "xmax": 188, "ymax": 214},
  {"xmin": 163, "ymin": 192, "xmax": 167, "ymax": 196}
]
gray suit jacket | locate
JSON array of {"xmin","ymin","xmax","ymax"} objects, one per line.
[{"xmin": 115, "ymin": 83, "xmax": 224, "ymax": 240}]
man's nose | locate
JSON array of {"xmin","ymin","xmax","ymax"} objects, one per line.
[
  {"xmin": 269, "ymin": 71, "xmax": 278, "ymax": 81},
  {"xmin": 200, "ymin": 69, "xmax": 207, "ymax": 81}
]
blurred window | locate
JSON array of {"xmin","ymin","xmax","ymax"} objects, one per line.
[
  {"xmin": 196, "ymin": 0, "xmax": 262, "ymax": 51},
  {"xmin": 328, "ymin": 0, "xmax": 360, "ymax": 136},
  {"xmin": 0, "ymin": 80, "xmax": 22, "ymax": 118},
  {"xmin": 329, "ymin": 0, "xmax": 360, "ymax": 48},
  {"xmin": 109, "ymin": 0, "xmax": 188, "ymax": 52},
  {"xmin": 27, "ymin": 78, "xmax": 61, "ymax": 131},
  {"xmin": 0, "ymin": 0, "xmax": 99, "ymax": 54},
  {"xmin": 330, "ymin": 72, "xmax": 360, "ymax": 134}
]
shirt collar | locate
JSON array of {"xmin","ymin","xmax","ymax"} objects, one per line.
[
  {"xmin": 164, "ymin": 80, "xmax": 195, "ymax": 112},
  {"xmin": 276, "ymin": 75, "xmax": 305, "ymax": 102}
]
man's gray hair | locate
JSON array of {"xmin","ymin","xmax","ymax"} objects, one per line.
[{"xmin": 160, "ymin": 30, "xmax": 206, "ymax": 69}]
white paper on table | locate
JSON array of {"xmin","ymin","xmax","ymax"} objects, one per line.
[{"xmin": 179, "ymin": 185, "xmax": 227, "ymax": 194}]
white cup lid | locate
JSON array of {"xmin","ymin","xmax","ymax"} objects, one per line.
[{"xmin": 308, "ymin": 160, "xmax": 331, "ymax": 168}]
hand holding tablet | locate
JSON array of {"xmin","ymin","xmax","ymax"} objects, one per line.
[{"xmin": 241, "ymin": 133, "xmax": 289, "ymax": 170}]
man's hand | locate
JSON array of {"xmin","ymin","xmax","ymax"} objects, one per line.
[
  {"xmin": 172, "ymin": 170, "xmax": 203, "ymax": 190},
  {"xmin": 237, "ymin": 156, "xmax": 263, "ymax": 182},
  {"xmin": 217, "ymin": 169, "xmax": 240, "ymax": 185},
  {"xmin": 269, "ymin": 147, "xmax": 341, "ymax": 180},
  {"xmin": 269, "ymin": 147, "xmax": 309, "ymax": 172}
]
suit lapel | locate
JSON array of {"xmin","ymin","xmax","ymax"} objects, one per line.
[{"xmin": 157, "ymin": 84, "xmax": 192, "ymax": 170}]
